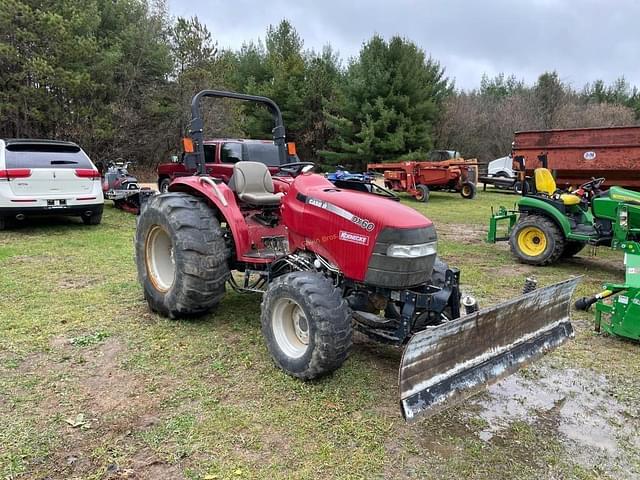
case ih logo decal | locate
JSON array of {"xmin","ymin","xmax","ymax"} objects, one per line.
[
  {"xmin": 305, "ymin": 196, "xmax": 376, "ymax": 232},
  {"xmin": 339, "ymin": 230, "xmax": 369, "ymax": 245}
]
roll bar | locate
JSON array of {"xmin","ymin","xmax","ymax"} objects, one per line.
[{"xmin": 189, "ymin": 90, "xmax": 287, "ymax": 175}]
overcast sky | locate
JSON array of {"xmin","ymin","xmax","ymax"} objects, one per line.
[{"xmin": 167, "ymin": 0, "xmax": 639, "ymax": 91}]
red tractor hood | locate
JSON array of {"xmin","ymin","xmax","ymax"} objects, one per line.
[
  {"xmin": 282, "ymin": 174, "xmax": 436, "ymax": 285},
  {"xmin": 291, "ymin": 174, "xmax": 432, "ymax": 229}
]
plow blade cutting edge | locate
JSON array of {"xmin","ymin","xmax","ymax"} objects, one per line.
[{"xmin": 399, "ymin": 277, "xmax": 581, "ymax": 422}]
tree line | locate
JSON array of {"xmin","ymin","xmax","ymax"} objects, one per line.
[{"xmin": 1, "ymin": 0, "xmax": 639, "ymax": 172}]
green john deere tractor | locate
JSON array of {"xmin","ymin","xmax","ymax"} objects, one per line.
[{"xmin": 487, "ymin": 167, "xmax": 640, "ymax": 341}]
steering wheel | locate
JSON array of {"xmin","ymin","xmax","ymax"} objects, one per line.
[
  {"xmin": 580, "ymin": 177, "xmax": 605, "ymax": 192},
  {"xmin": 276, "ymin": 162, "xmax": 316, "ymax": 177}
]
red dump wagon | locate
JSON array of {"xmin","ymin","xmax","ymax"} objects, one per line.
[
  {"xmin": 513, "ymin": 126, "xmax": 640, "ymax": 189},
  {"xmin": 367, "ymin": 151, "xmax": 479, "ymax": 202}
]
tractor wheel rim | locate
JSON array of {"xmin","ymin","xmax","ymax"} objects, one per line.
[
  {"xmin": 145, "ymin": 225, "xmax": 175, "ymax": 292},
  {"xmin": 518, "ymin": 226, "xmax": 547, "ymax": 256},
  {"xmin": 272, "ymin": 297, "xmax": 309, "ymax": 359},
  {"xmin": 462, "ymin": 185, "xmax": 471, "ymax": 196}
]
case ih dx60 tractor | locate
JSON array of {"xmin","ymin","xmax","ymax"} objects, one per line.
[{"xmin": 135, "ymin": 91, "xmax": 580, "ymax": 421}]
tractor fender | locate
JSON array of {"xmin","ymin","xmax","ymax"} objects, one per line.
[
  {"xmin": 168, "ymin": 177, "xmax": 250, "ymax": 258},
  {"xmin": 517, "ymin": 196, "xmax": 572, "ymax": 237}
]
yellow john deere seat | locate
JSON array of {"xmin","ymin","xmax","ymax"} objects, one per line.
[{"xmin": 533, "ymin": 168, "xmax": 580, "ymax": 206}]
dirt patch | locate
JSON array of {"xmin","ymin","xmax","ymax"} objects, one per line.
[
  {"xmin": 57, "ymin": 274, "xmax": 102, "ymax": 289},
  {"xmin": 438, "ymin": 223, "xmax": 486, "ymax": 244},
  {"xmin": 469, "ymin": 365, "xmax": 640, "ymax": 478},
  {"xmin": 80, "ymin": 338, "xmax": 158, "ymax": 421},
  {"xmin": 5, "ymin": 253, "xmax": 54, "ymax": 264},
  {"xmin": 104, "ymin": 447, "xmax": 185, "ymax": 480},
  {"xmin": 34, "ymin": 337, "xmax": 177, "ymax": 479}
]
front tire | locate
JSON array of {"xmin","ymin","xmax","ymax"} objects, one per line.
[
  {"xmin": 261, "ymin": 271, "xmax": 352, "ymax": 380},
  {"xmin": 135, "ymin": 192, "xmax": 230, "ymax": 318},
  {"xmin": 509, "ymin": 215, "xmax": 565, "ymax": 265}
]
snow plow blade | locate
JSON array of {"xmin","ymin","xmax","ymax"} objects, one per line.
[{"xmin": 399, "ymin": 277, "xmax": 580, "ymax": 422}]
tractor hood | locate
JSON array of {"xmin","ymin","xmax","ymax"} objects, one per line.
[
  {"xmin": 283, "ymin": 174, "xmax": 436, "ymax": 286},
  {"xmin": 292, "ymin": 173, "xmax": 432, "ymax": 230}
]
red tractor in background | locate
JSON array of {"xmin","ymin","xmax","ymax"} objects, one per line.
[
  {"xmin": 368, "ymin": 152, "xmax": 479, "ymax": 202},
  {"xmin": 135, "ymin": 90, "xmax": 579, "ymax": 421}
]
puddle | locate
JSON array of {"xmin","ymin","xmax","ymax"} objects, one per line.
[{"xmin": 470, "ymin": 366, "xmax": 640, "ymax": 475}]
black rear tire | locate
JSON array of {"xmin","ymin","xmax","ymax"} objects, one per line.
[
  {"xmin": 509, "ymin": 214, "xmax": 565, "ymax": 265},
  {"xmin": 562, "ymin": 241, "xmax": 586, "ymax": 258},
  {"xmin": 135, "ymin": 192, "xmax": 230, "ymax": 318},
  {"xmin": 0, "ymin": 216, "xmax": 5, "ymax": 230},
  {"xmin": 261, "ymin": 271, "xmax": 352, "ymax": 380},
  {"xmin": 460, "ymin": 181, "xmax": 476, "ymax": 199},
  {"xmin": 82, "ymin": 211, "xmax": 102, "ymax": 225},
  {"xmin": 415, "ymin": 184, "xmax": 430, "ymax": 203}
]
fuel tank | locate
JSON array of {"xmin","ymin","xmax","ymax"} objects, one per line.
[{"xmin": 282, "ymin": 173, "xmax": 436, "ymax": 286}]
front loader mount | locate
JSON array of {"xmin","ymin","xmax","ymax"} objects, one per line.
[{"xmin": 399, "ymin": 277, "xmax": 580, "ymax": 422}]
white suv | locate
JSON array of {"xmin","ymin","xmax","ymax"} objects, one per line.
[{"xmin": 0, "ymin": 139, "xmax": 104, "ymax": 229}]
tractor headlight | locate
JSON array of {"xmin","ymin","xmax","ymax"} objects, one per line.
[
  {"xmin": 619, "ymin": 207, "xmax": 628, "ymax": 230},
  {"xmin": 387, "ymin": 241, "xmax": 437, "ymax": 258}
]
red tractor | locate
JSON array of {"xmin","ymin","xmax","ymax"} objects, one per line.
[{"xmin": 135, "ymin": 90, "xmax": 579, "ymax": 421}]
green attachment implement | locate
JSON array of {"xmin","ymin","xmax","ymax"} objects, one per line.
[
  {"xmin": 576, "ymin": 246, "xmax": 640, "ymax": 341},
  {"xmin": 487, "ymin": 206, "xmax": 517, "ymax": 243}
]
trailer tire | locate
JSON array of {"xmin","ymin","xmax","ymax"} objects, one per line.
[
  {"xmin": 460, "ymin": 181, "xmax": 476, "ymax": 199},
  {"xmin": 513, "ymin": 181, "xmax": 523, "ymax": 194},
  {"xmin": 261, "ymin": 271, "xmax": 352, "ymax": 380},
  {"xmin": 415, "ymin": 185, "xmax": 430, "ymax": 203},
  {"xmin": 509, "ymin": 215, "xmax": 565, "ymax": 265},
  {"xmin": 136, "ymin": 192, "xmax": 230, "ymax": 318},
  {"xmin": 562, "ymin": 241, "xmax": 586, "ymax": 258}
]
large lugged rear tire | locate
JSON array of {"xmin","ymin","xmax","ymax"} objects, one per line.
[
  {"xmin": 509, "ymin": 214, "xmax": 565, "ymax": 265},
  {"xmin": 135, "ymin": 192, "xmax": 230, "ymax": 318},
  {"xmin": 261, "ymin": 271, "xmax": 352, "ymax": 380}
]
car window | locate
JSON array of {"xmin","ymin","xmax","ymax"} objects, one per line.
[
  {"xmin": 220, "ymin": 143, "xmax": 243, "ymax": 164},
  {"xmin": 244, "ymin": 143, "xmax": 286, "ymax": 166},
  {"xmin": 5, "ymin": 144, "xmax": 94, "ymax": 169},
  {"xmin": 204, "ymin": 144, "xmax": 216, "ymax": 164}
]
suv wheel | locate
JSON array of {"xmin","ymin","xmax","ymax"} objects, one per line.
[{"xmin": 82, "ymin": 211, "xmax": 102, "ymax": 225}]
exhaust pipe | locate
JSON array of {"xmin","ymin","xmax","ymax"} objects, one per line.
[{"xmin": 15, "ymin": 213, "xmax": 25, "ymax": 220}]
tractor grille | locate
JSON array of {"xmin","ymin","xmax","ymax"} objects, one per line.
[{"xmin": 364, "ymin": 226, "xmax": 437, "ymax": 288}]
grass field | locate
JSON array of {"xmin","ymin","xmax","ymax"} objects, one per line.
[{"xmin": 1, "ymin": 189, "xmax": 639, "ymax": 479}]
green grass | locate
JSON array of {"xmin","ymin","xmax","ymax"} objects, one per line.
[{"xmin": 1, "ymin": 190, "xmax": 639, "ymax": 479}]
